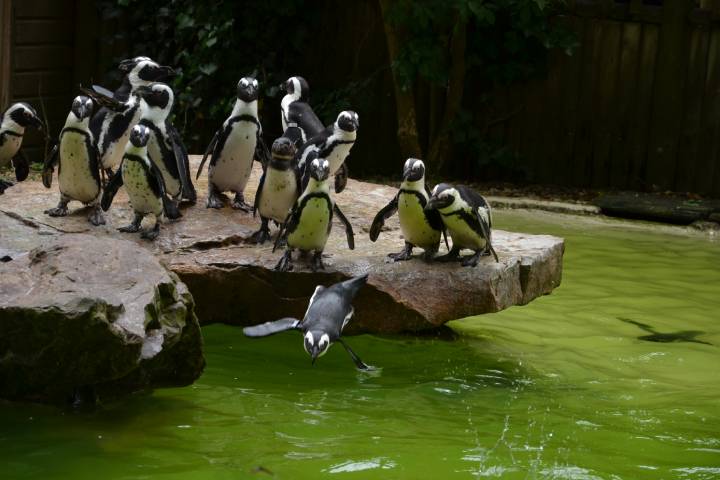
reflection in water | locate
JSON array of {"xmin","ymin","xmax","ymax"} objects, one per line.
[{"xmin": 0, "ymin": 209, "xmax": 718, "ymax": 479}]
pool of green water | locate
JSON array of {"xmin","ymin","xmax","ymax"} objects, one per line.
[{"xmin": 2, "ymin": 210, "xmax": 719, "ymax": 479}]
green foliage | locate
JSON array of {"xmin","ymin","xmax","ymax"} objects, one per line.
[{"xmin": 386, "ymin": 0, "xmax": 577, "ymax": 88}]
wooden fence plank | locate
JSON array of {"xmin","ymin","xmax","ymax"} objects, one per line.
[
  {"xmin": 0, "ymin": 0, "xmax": 11, "ymax": 110},
  {"xmin": 572, "ymin": 17, "xmax": 599, "ymax": 186},
  {"xmin": 698, "ymin": 29, "xmax": 720, "ymax": 195}
]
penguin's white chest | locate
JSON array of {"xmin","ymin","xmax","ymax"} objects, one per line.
[
  {"xmin": 122, "ymin": 160, "xmax": 162, "ymax": 216},
  {"xmin": 327, "ymin": 142, "xmax": 353, "ymax": 176},
  {"xmin": 398, "ymin": 192, "xmax": 440, "ymax": 249},
  {"xmin": 288, "ymin": 197, "xmax": 331, "ymax": 251},
  {"xmin": 0, "ymin": 134, "xmax": 22, "ymax": 167},
  {"xmin": 258, "ymin": 168, "xmax": 297, "ymax": 222},
  {"xmin": 58, "ymin": 132, "xmax": 99, "ymax": 203},
  {"xmin": 442, "ymin": 209, "xmax": 487, "ymax": 251},
  {"xmin": 147, "ymin": 131, "xmax": 181, "ymax": 198},
  {"xmin": 210, "ymin": 121, "xmax": 258, "ymax": 192}
]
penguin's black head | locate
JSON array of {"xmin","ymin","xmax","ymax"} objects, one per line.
[
  {"xmin": 135, "ymin": 83, "xmax": 173, "ymax": 110},
  {"xmin": 271, "ymin": 136, "xmax": 296, "ymax": 161},
  {"xmin": 308, "ymin": 158, "xmax": 330, "ymax": 182},
  {"xmin": 425, "ymin": 183, "xmax": 456, "ymax": 211},
  {"xmin": 303, "ymin": 330, "xmax": 331, "ymax": 364},
  {"xmin": 122, "ymin": 57, "xmax": 176, "ymax": 85},
  {"xmin": 336, "ymin": 110, "xmax": 359, "ymax": 133},
  {"xmin": 118, "ymin": 56, "xmax": 152, "ymax": 72},
  {"xmin": 129, "ymin": 125, "xmax": 151, "ymax": 148},
  {"xmin": 402, "ymin": 158, "xmax": 426, "ymax": 182},
  {"xmin": 8, "ymin": 103, "xmax": 44, "ymax": 131},
  {"xmin": 70, "ymin": 96, "xmax": 94, "ymax": 121},
  {"xmin": 236, "ymin": 77, "xmax": 259, "ymax": 102},
  {"xmin": 282, "ymin": 76, "xmax": 309, "ymax": 101}
]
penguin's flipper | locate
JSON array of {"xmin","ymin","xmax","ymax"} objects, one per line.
[
  {"xmin": 255, "ymin": 133, "xmax": 272, "ymax": 169},
  {"xmin": 253, "ymin": 169, "xmax": 266, "ymax": 218},
  {"xmin": 337, "ymin": 339, "xmax": 372, "ymax": 371},
  {"xmin": 474, "ymin": 207, "xmax": 499, "ymax": 263},
  {"xmin": 80, "ymin": 86, "xmax": 125, "ymax": 112},
  {"xmin": 196, "ymin": 130, "xmax": 219, "ymax": 180},
  {"xmin": 369, "ymin": 194, "xmax": 398, "ymax": 242},
  {"xmin": 41, "ymin": 144, "xmax": 59, "ymax": 188},
  {"xmin": 12, "ymin": 150, "xmax": 30, "ymax": 182},
  {"xmin": 169, "ymin": 124, "xmax": 196, "ymax": 202},
  {"xmin": 340, "ymin": 274, "xmax": 369, "ymax": 299},
  {"xmin": 101, "ymin": 168, "xmax": 124, "ymax": 211},
  {"xmin": 334, "ymin": 162, "xmax": 348, "ymax": 193},
  {"xmin": 333, "ymin": 203, "xmax": 355, "ymax": 250},
  {"xmin": 243, "ymin": 317, "xmax": 300, "ymax": 337},
  {"xmin": 91, "ymin": 84, "xmax": 115, "ymax": 98}
]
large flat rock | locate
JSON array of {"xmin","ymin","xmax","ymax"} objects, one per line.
[
  {"xmin": 0, "ymin": 234, "xmax": 204, "ymax": 404},
  {"xmin": 0, "ymin": 156, "xmax": 563, "ymax": 333}
]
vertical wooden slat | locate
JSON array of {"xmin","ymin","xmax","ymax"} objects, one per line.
[
  {"xmin": 573, "ymin": 17, "xmax": 598, "ymax": 187},
  {"xmin": 698, "ymin": 29, "xmax": 720, "ymax": 195},
  {"xmin": 0, "ymin": 0, "xmax": 12, "ymax": 110},
  {"xmin": 610, "ymin": 22, "xmax": 642, "ymax": 189}
]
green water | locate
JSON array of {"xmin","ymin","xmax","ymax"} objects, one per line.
[{"xmin": 2, "ymin": 211, "xmax": 719, "ymax": 479}]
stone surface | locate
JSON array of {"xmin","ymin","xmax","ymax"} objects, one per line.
[
  {"xmin": 0, "ymin": 156, "xmax": 564, "ymax": 334},
  {"xmin": 0, "ymin": 234, "xmax": 204, "ymax": 403}
]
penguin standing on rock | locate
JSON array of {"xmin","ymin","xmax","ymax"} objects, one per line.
[
  {"xmin": 243, "ymin": 274, "xmax": 373, "ymax": 370},
  {"xmin": 297, "ymin": 110, "xmax": 359, "ymax": 193},
  {"xmin": 280, "ymin": 76, "xmax": 324, "ymax": 146},
  {"xmin": 42, "ymin": 96, "xmax": 105, "ymax": 226},
  {"xmin": 250, "ymin": 136, "xmax": 300, "ymax": 244},
  {"xmin": 425, "ymin": 183, "xmax": 499, "ymax": 266},
  {"xmin": 274, "ymin": 157, "xmax": 355, "ymax": 272},
  {"xmin": 196, "ymin": 77, "xmax": 271, "ymax": 211},
  {"xmin": 101, "ymin": 125, "xmax": 179, "ymax": 240},
  {"xmin": 0, "ymin": 103, "xmax": 44, "ymax": 194},
  {"xmin": 370, "ymin": 158, "xmax": 447, "ymax": 261}
]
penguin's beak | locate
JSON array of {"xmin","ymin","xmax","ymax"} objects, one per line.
[
  {"xmin": 158, "ymin": 66, "xmax": 176, "ymax": 79},
  {"xmin": 425, "ymin": 196, "xmax": 450, "ymax": 211},
  {"xmin": 310, "ymin": 346, "xmax": 320, "ymax": 365},
  {"xmin": 279, "ymin": 82, "xmax": 287, "ymax": 93},
  {"xmin": 29, "ymin": 113, "xmax": 45, "ymax": 132}
]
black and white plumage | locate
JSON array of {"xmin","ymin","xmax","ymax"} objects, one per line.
[
  {"xmin": 280, "ymin": 76, "xmax": 324, "ymax": 146},
  {"xmin": 89, "ymin": 57, "xmax": 175, "ymax": 174},
  {"xmin": 133, "ymin": 83, "xmax": 194, "ymax": 214},
  {"xmin": 197, "ymin": 77, "xmax": 271, "ymax": 211},
  {"xmin": 0, "ymin": 102, "xmax": 44, "ymax": 194},
  {"xmin": 297, "ymin": 110, "xmax": 359, "ymax": 193},
  {"xmin": 101, "ymin": 125, "xmax": 178, "ymax": 240},
  {"xmin": 370, "ymin": 159, "xmax": 447, "ymax": 261},
  {"xmin": 243, "ymin": 274, "xmax": 372, "ymax": 370},
  {"xmin": 250, "ymin": 136, "xmax": 300, "ymax": 244},
  {"xmin": 425, "ymin": 183, "xmax": 499, "ymax": 266},
  {"xmin": 273, "ymin": 158, "xmax": 355, "ymax": 272},
  {"xmin": 42, "ymin": 96, "xmax": 105, "ymax": 226}
]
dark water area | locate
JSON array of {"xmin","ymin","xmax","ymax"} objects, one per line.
[{"xmin": 1, "ymin": 211, "xmax": 718, "ymax": 479}]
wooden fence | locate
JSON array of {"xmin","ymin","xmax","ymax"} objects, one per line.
[{"xmin": 485, "ymin": 0, "xmax": 720, "ymax": 195}]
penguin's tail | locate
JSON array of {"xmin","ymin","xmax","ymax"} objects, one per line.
[{"xmin": 341, "ymin": 274, "xmax": 369, "ymax": 299}]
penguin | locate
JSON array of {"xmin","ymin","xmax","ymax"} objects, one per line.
[
  {"xmin": 243, "ymin": 274, "xmax": 373, "ymax": 370},
  {"xmin": 0, "ymin": 102, "xmax": 44, "ymax": 194},
  {"xmin": 424, "ymin": 183, "xmax": 499, "ymax": 266},
  {"xmin": 369, "ymin": 158, "xmax": 448, "ymax": 261},
  {"xmin": 89, "ymin": 57, "xmax": 175, "ymax": 175},
  {"xmin": 280, "ymin": 76, "xmax": 324, "ymax": 146},
  {"xmin": 250, "ymin": 136, "xmax": 300, "ymax": 244},
  {"xmin": 273, "ymin": 157, "xmax": 355, "ymax": 272},
  {"xmin": 297, "ymin": 110, "xmax": 359, "ymax": 193},
  {"xmin": 41, "ymin": 96, "xmax": 105, "ymax": 226},
  {"xmin": 133, "ymin": 83, "xmax": 194, "ymax": 214},
  {"xmin": 196, "ymin": 77, "xmax": 271, "ymax": 211},
  {"xmin": 101, "ymin": 125, "xmax": 178, "ymax": 240}
]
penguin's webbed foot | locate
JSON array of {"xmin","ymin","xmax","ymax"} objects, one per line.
[
  {"xmin": 461, "ymin": 251, "xmax": 481, "ymax": 267},
  {"xmin": 422, "ymin": 247, "xmax": 439, "ymax": 262},
  {"xmin": 311, "ymin": 251, "xmax": 325, "ymax": 272},
  {"xmin": 434, "ymin": 249, "xmax": 461, "ymax": 263},
  {"xmin": 45, "ymin": 205, "xmax": 69, "ymax": 217},
  {"xmin": 274, "ymin": 250, "xmax": 294, "ymax": 272},
  {"xmin": 87, "ymin": 206, "xmax": 106, "ymax": 226},
  {"xmin": 231, "ymin": 192, "xmax": 252, "ymax": 212},
  {"xmin": 118, "ymin": 224, "xmax": 141, "ymax": 233},
  {"xmin": 206, "ymin": 189, "xmax": 224, "ymax": 209},
  {"xmin": 141, "ymin": 223, "xmax": 160, "ymax": 241},
  {"xmin": 387, "ymin": 243, "xmax": 413, "ymax": 262},
  {"xmin": 248, "ymin": 227, "xmax": 270, "ymax": 244}
]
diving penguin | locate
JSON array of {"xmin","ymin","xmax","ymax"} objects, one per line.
[
  {"xmin": 101, "ymin": 125, "xmax": 179, "ymax": 240},
  {"xmin": 243, "ymin": 274, "xmax": 373, "ymax": 370},
  {"xmin": 42, "ymin": 96, "xmax": 105, "ymax": 226},
  {"xmin": 250, "ymin": 136, "xmax": 300, "ymax": 244},
  {"xmin": 196, "ymin": 77, "xmax": 271, "ymax": 211},
  {"xmin": 134, "ymin": 83, "xmax": 194, "ymax": 214},
  {"xmin": 297, "ymin": 110, "xmax": 359, "ymax": 193},
  {"xmin": 0, "ymin": 103, "xmax": 45, "ymax": 194},
  {"xmin": 369, "ymin": 158, "xmax": 448, "ymax": 261},
  {"xmin": 280, "ymin": 76, "xmax": 324, "ymax": 146},
  {"xmin": 425, "ymin": 183, "xmax": 499, "ymax": 266},
  {"xmin": 273, "ymin": 157, "xmax": 355, "ymax": 272},
  {"xmin": 89, "ymin": 57, "xmax": 175, "ymax": 174}
]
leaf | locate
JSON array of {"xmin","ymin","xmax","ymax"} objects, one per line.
[{"xmin": 199, "ymin": 63, "xmax": 218, "ymax": 76}]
